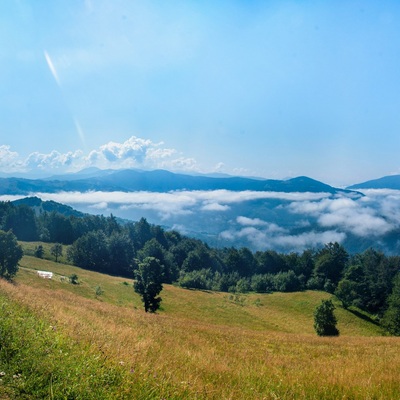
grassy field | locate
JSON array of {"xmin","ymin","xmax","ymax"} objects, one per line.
[{"xmin": 0, "ymin": 249, "xmax": 399, "ymax": 399}]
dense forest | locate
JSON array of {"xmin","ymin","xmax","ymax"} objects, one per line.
[{"xmin": 1, "ymin": 199, "xmax": 400, "ymax": 333}]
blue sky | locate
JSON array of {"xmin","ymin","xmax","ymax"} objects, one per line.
[{"xmin": 1, "ymin": 0, "xmax": 400, "ymax": 186}]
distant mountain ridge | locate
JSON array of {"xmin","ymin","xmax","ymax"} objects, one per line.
[
  {"xmin": 0, "ymin": 168, "xmax": 357, "ymax": 195},
  {"xmin": 4, "ymin": 169, "xmax": 400, "ymax": 255},
  {"xmin": 347, "ymin": 175, "xmax": 400, "ymax": 190}
]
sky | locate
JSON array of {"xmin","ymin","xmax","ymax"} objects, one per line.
[{"xmin": 1, "ymin": 0, "xmax": 400, "ymax": 186}]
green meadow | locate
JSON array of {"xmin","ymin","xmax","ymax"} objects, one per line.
[{"xmin": 0, "ymin": 248, "xmax": 399, "ymax": 399}]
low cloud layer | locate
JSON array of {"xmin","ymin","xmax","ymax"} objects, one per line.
[
  {"xmin": 287, "ymin": 193, "xmax": 397, "ymax": 237},
  {"xmin": 1, "ymin": 188, "xmax": 399, "ymax": 252},
  {"xmin": 27, "ymin": 190, "xmax": 330, "ymax": 219},
  {"xmin": 0, "ymin": 136, "xmax": 200, "ymax": 175}
]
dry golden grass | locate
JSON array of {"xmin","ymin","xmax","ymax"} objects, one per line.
[{"xmin": 1, "ymin": 254, "xmax": 399, "ymax": 399}]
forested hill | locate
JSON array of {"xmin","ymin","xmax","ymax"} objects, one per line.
[
  {"xmin": 12, "ymin": 196, "xmax": 85, "ymax": 217},
  {"xmin": 0, "ymin": 169, "xmax": 356, "ymax": 195},
  {"xmin": 1, "ymin": 196, "xmax": 400, "ymax": 336}
]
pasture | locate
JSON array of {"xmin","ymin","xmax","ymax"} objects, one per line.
[{"xmin": 0, "ymin": 253, "xmax": 399, "ymax": 399}]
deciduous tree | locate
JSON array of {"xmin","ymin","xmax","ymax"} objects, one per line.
[
  {"xmin": 134, "ymin": 257, "xmax": 163, "ymax": 313},
  {"xmin": 51, "ymin": 243, "xmax": 63, "ymax": 263},
  {"xmin": 0, "ymin": 230, "xmax": 23, "ymax": 280},
  {"xmin": 381, "ymin": 273, "xmax": 400, "ymax": 336},
  {"xmin": 313, "ymin": 299, "xmax": 339, "ymax": 336}
]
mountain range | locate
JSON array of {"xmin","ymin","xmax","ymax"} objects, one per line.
[
  {"xmin": 0, "ymin": 168, "xmax": 356, "ymax": 195},
  {"xmin": 2, "ymin": 168, "xmax": 400, "ymax": 254}
]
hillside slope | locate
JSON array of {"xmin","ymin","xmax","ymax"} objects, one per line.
[
  {"xmin": 0, "ymin": 254, "xmax": 398, "ymax": 399},
  {"xmin": 17, "ymin": 254, "xmax": 382, "ymax": 336}
]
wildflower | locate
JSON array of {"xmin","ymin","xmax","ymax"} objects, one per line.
[
  {"xmin": 0, "ymin": 372, "xmax": 5, "ymax": 377},
  {"xmin": 119, "ymin": 361, "xmax": 125, "ymax": 366}
]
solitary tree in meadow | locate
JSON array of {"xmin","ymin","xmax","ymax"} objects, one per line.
[
  {"xmin": 0, "ymin": 230, "xmax": 23, "ymax": 280},
  {"xmin": 314, "ymin": 299, "xmax": 339, "ymax": 336},
  {"xmin": 134, "ymin": 257, "xmax": 163, "ymax": 313},
  {"xmin": 34, "ymin": 244, "xmax": 44, "ymax": 259},
  {"xmin": 51, "ymin": 243, "xmax": 63, "ymax": 263}
]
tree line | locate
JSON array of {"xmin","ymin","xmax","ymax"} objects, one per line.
[{"xmin": 0, "ymin": 200, "xmax": 399, "ymax": 333}]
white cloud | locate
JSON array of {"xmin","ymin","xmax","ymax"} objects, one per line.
[
  {"xmin": 192, "ymin": 190, "xmax": 329, "ymax": 204},
  {"xmin": 237, "ymin": 216, "xmax": 269, "ymax": 226},
  {"xmin": 0, "ymin": 136, "xmax": 201, "ymax": 175},
  {"xmin": 201, "ymin": 202, "xmax": 230, "ymax": 211},
  {"xmin": 36, "ymin": 190, "xmax": 197, "ymax": 220},
  {"xmin": 0, "ymin": 145, "xmax": 24, "ymax": 172},
  {"xmin": 287, "ymin": 193, "xmax": 396, "ymax": 237},
  {"xmin": 86, "ymin": 137, "xmax": 159, "ymax": 167},
  {"xmin": 25, "ymin": 150, "xmax": 84, "ymax": 171},
  {"xmin": 89, "ymin": 202, "xmax": 108, "ymax": 210},
  {"xmin": 220, "ymin": 225, "xmax": 346, "ymax": 252},
  {"xmin": 318, "ymin": 208, "xmax": 391, "ymax": 237},
  {"xmin": 270, "ymin": 230, "xmax": 347, "ymax": 250},
  {"xmin": 85, "ymin": 136, "xmax": 198, "ymax": 171},
  {"xmin": 214, "ymin": 162, "xmax": 225, "ymax": 171},
  {"xmin": 22, "ymin": 189, "xmax": 332, "ymax": 222},
  {"xmin": 167, "ymin": 157, "xmax": 199, "ymax": 171},
  {"xmin": 0, "ymin": 195, "xmax": 25, "ymax": 202}
]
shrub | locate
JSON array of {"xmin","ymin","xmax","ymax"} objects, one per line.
[
  {"xmin": 34, "ymin": 245, "xmax": 44, "ymax": 259},
  {"xmin": 69, "ymin": 274, "xmax": 79, "ymax": 285},
  {"xmin": 235, "ymin": 278, "xmax": 251, "ymax": 293},
  {"xmin": 178, "ymin": 269, "xmax": 213, "ymax": 290}
]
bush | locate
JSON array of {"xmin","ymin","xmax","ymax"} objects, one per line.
[
  {"xmin": 34, "ymin": 245, "xmax": 44, "ymax": 259},
  {"xmin": 95, "ymin": 285, "xmax": 104, "ymax": 297},
  {"xmin": 235, "ymin": 278, "xmax": 251, "ymax": 293},
  {"xmin": 69, "ymin": 274, "xmax": 79, "ymax": 285},
  {"xmin": 215, "ymin": 272, "xmax": 241, "ymax": 292},
  {"xmin": 178, "ymin": 269, "xmax": 213, "ymax": 290}
]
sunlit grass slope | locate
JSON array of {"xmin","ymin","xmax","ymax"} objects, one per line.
[{"xmin": 0, "ymin": 252, "xmax": 399, "ymax": 399}]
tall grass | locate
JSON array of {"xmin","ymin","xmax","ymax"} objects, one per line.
[{"xmin": 0, "ymin": 255, "xmax": 399, "ymax": 399}]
